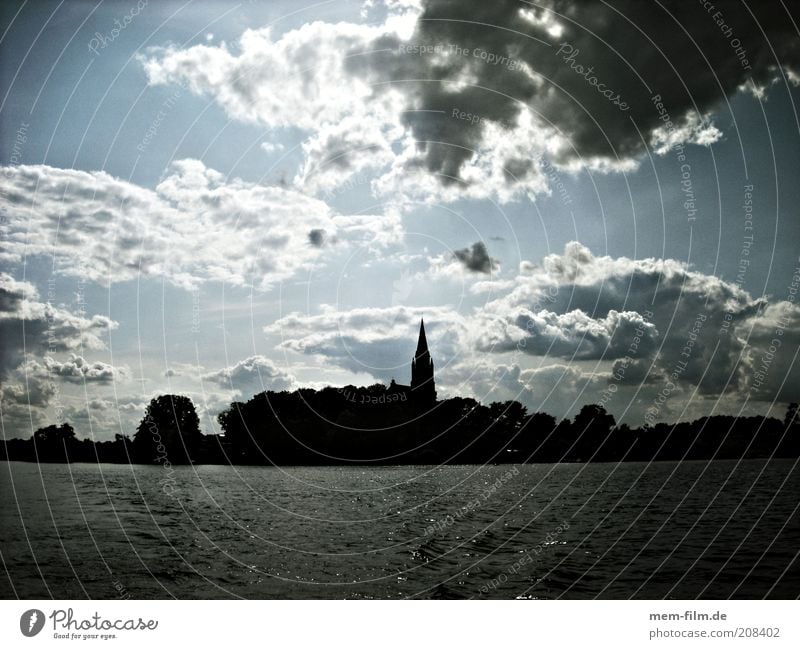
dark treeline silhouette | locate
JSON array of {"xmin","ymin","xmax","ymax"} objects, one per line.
[{"xmin": 2, "ymin": 388, "xmax": 799, "ymax": 465}]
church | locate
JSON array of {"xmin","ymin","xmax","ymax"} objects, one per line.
[{"xmin": 387, "ymin": 319, "xmax": 437, "ymax": 405}]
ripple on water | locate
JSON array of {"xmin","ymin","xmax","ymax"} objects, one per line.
[{"xmin": 1, "ymin": 460, "xmax": 797, "ymax": 598}]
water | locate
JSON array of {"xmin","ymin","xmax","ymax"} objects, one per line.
[{"xmin": 1, "ymin": 460, "xmax": 797, "ymax": 599}]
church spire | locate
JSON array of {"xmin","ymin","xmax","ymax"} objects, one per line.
[
  {"xmin": 415, "ymin": 318, "xmax": 429, "ymax": 356},
  {"xmin": 411, "ymin": 318, "xmax": 436, "ymax": 404}
]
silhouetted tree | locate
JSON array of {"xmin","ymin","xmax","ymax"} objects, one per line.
[
  {"xmin": 133, "ymin": 395, "xmax": 201, "ymax": 464},
  {"xmin": 32, "ymin": 423, "xmax": 76, "ymax": 462},
  {"xmin": 33, "ymin": 422, "xmax": 76, "ymax": 445},
  {"xmin": 785, "ymin": 403, "xmax": 798, "ymax": 429},
  {"xmin": 571, "ymin": 404, "xmax": 617, "ymax": 460},
  {"xmin": 5, "ymin": 390, "xmax": 800, "ymax": 465},
  {"xmin": 573, "ymin": 404, "xmax": 616, "ymax": 434}
]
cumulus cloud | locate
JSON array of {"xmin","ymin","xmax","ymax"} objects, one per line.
[
  {"xmin": 475, "ymin": 307, "xmax": 659, "ymax": 360},
  {"xmin": 0, "ymin": 273, "xmax": 117, "ymax": 378},
  {"xmin": 0, "ymin": 372, "xmax": 58, "ymax": 435},
  {"xmin": 0, "ymin": 273, "xmax": 121, "ymax": 436},
  {"xmin": 43, "ymin": 354, "xmax": 127, "ymax": 383},
  {"xmin": 140, "ymin": 1, "xmax": 799, "ymax": 203},
  {"xmin": 437, "ymin": 360, "xmax": 536, "ymax": 406},
  {"xmin": 59, "ymin": 398, "xmax": 126, "ymax": 438},
  {"xmin": 140, "ymin": 19, "xmax": 410, "ymax": 192},
  {"xmin": 0, "ymin": 357, "xmax": 122, "ymax": 437},
  {"xmin": 266, "ymin": 305, "xmax": 466, "ymax": 380},
  {"xmin": 471, "ymin": 242, "xmax": 772, "ymax": 394},
  {"xmin": 260, "ymin": 141, "xmax": 284, "ymax": 154},
  {"xmin": 0, "ymin": 160, "xmax": 400, "ymax": 290},
  {"xmin": 738, "ymin": 299, "xmax": 800, "ymax": 402},
  {"xmin": 203, "ymin": 355, "xmax": 297, "ymax": 398},
  {"xmin": 264, "ymin": 242, "xmax": 800, "ymax": 415}
]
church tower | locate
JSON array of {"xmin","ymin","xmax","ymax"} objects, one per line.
[{"xmin": 410, "ymin": 318, "xmax": 436, "ymax": 404}]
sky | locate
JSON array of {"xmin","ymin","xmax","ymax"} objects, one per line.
[{"xmin": 1, "ymin": 0, "xmax": 800, "ymax": 439}]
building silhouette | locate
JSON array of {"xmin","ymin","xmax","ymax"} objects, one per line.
[{"xmin": 389, "ymin": 319, "xmax": 436, "ymax": 405}]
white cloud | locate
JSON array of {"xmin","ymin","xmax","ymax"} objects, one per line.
[
  {"xmin": 474, "ymin": 307, "xmax": 659, "ymax": 361},
  {"xmin": 266, "ymin": 304, "xmax": 466, "ymax": 380},
  {"xmin": 260, "ymin": 141, "xmax": 284, "ymax": 154},
  {"xmin": 0, "ymin": 272, "xmax": 117, "ymax": 377},
  {"xmin": 43, "ymin": 354, "xmax": 127, "ymax": 383},
  {"xmin": 0, "ymin": 272, "xmax": 121, "ymax": 436},
  {"xmin": 263, "ymin": 242, "xmax": 800, "ymax": 418},
  {"xmin": 139, "ymin": 1, "xmax": 800, "ymax": 204},
  {"xmin": 0, "ymin": 160, "xmax": 401, "ymax": 290},
  {"xmin": 139, "ymin": 10, "xmax": 557, "ymax": 204},
  {"xmin": 470, "ymin": 242, "xmax": 768, "ymax": 394},
  {"xmin": 203, "ymin": 355, "xmax": 297, "ymax": 398}
]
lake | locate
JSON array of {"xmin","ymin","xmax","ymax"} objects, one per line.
[{"xmin": 1, "ymin": 460, "xmax": 797, "ymax": 598}]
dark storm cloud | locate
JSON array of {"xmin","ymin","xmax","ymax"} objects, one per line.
[
  {"xmin": 350, "ymin": 0, "xmax": 800, "ymax": 180},
  {"xmin": 453, "ymin": 241, "xmax": 499, "ymax": 273}
]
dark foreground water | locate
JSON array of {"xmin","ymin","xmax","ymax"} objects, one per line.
[{"xmin": 1, "ymin": 460, "xmax": 797, "ymax": 599}]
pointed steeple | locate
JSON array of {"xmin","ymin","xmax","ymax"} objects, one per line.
[
  {"xmin": 415, "ymin": 318, "xmax": 429, "ymax": 356},
  {"xmin": 411, "ymin": 318, "xmax": 436, "ymax": 404}
]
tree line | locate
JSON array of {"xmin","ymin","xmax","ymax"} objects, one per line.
[{"xmin": 2, "ymin": 386, "xmax": 799, "ymax": 465}]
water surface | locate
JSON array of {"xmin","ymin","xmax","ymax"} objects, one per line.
[{"xmin": 1, "ymin": 460, "xmax": 797, "ymax": 598}]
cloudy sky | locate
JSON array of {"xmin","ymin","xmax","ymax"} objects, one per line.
[{"xmin": 1, "ymin": 0, "xmax": 799, "ymax": 439}]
